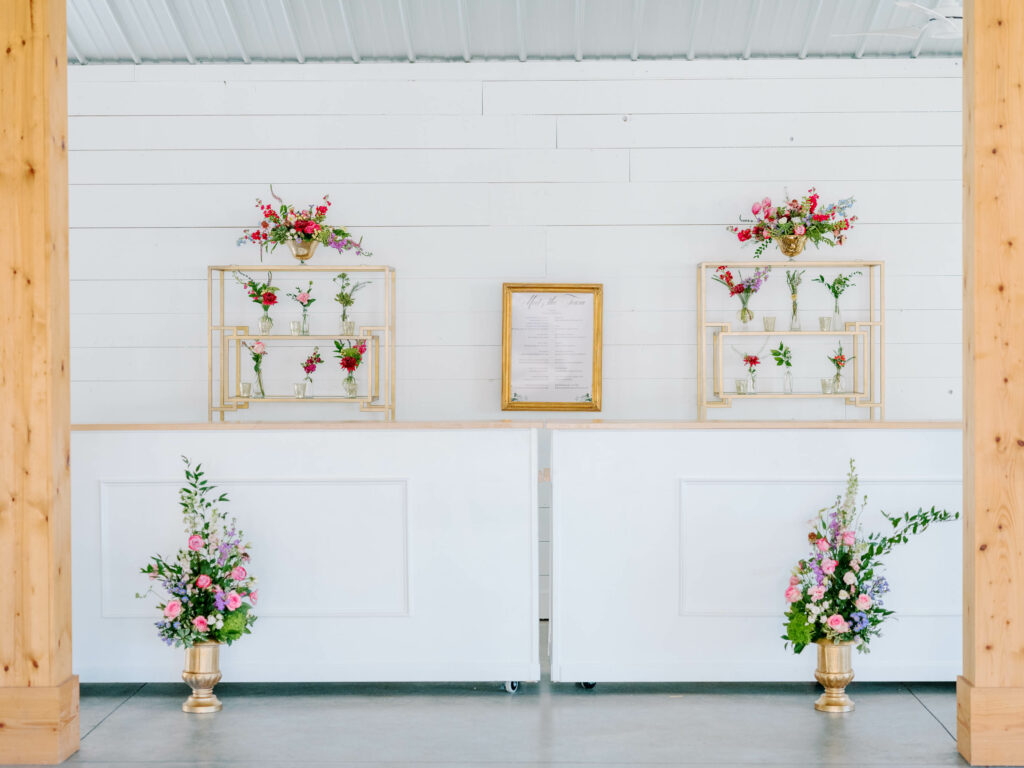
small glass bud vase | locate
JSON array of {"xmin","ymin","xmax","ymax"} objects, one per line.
[
  {"xmin": 240, "ymin": 382, "xmax": 252, "ymax": 398},
  {"xmin": 340, "ymin": 319, "xmax": 356, "ymax": 336},
  {"xmin": 304, "ymin": 380, "xmax": 313, "ymax": 399},
  {"xmin": 747, "ymin": 371, "xmax": 758, "ymax": 394},
  {"xmin": 259, "ymin": 313, "xmax": 273, "ymax": 335},
  {"xmin": 343, "ymin": 374, "xmax": 358, "ymax": 398},
  {"xmin": 735, "ymin": 378, "xmax": 748, "ymax": 395},
  {"xmin": 789, "ymin": 298, "xmax": 801, "ymax": 331},
  {"xmin": 833, "ymin": 372, "xmax": 844, "ymax": 394},
  {"xmin": 301, "ymin": 311, "xmax": 310, "ymax": 336},
  {"xmin": 762, "ymin": 316, "xmax": 776, "ymax": 332},
  {"xmin": 289, "ymin": 321, "xmax": 301, "ymax": 336},
  {"xmin": 254, "ymin": 370, "xmax": 265, "ymax": 399},
  {"xmin": 819, "ymin": 316, "xmax": 832, "ymax": 332},
  {"xmin": 783, "ymin": 369, "xmax": 794, "ymax": 394},
  {"xmin": 821, "ymin": 378, "xmax": 833, "ymax": 395},
  {"xmin": 737, "ymin": 304, "xmax": 754, "ymax": 330},
  {"xmin": 831, "ymin": 299, "xmax": 843, "ymax": 332},
  {"xmin": 293, "ymin": 382, "xmax": 306, "ymax": 398}
]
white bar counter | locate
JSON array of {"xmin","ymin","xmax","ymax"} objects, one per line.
[
  {"xmin": 547, "ymin": 423, "xmax": 962, "ymax": 683},
  {"xmin": 70, "ymin": 423, "xmax": 541, "ymax": 683}
]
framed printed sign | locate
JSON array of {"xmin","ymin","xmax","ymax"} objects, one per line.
[{"xmin": 501, "ymin": 283, "xmax": 603, "ymax": 411}]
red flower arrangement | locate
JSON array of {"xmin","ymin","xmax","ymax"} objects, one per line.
[
  {"xmin": 743, "ymin": 354, "xmax": 761, "ymax": 374},
  {"xmin": 728, "ymin": 188, "xmax": 857, "ymax": 257},
  {"xmin": 234, "ymin": 272, "xmax": 280, "ymax": 329},
  {"xmin": 302, "ymin": 347, "xmax": 324, "ymax": 384}
]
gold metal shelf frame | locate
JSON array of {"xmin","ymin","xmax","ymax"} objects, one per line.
[
  {"xmin": 697, "ymin": 260, "xmax": 884, "ymax": 421},
  {"xmin": 208, "ymin": 264, "xmax": 396, "ymax": 422}
]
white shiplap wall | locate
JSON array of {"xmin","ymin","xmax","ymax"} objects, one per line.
[{"xmin": 69, "ymin": 59, "xmax": 963, "ymax": 618}]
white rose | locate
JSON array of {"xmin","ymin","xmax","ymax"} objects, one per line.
[
  {"xmin": 843, "ymin": 572, "xmax": 857, "ymax": 586},
  {"xmin": 838, "ymin": 590, "xmax": 849, "ymax": 600}
]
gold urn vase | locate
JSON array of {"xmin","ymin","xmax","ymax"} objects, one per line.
[
  {"xmin": 286, "ymin": 240, "xmax": 320, "ymax": 262},
  {"xmin": 182, "ymin": 641, "xmax": 223, "ymax": 714},
  {"xmin": 774, "ymin": 234, "xmax": 807, "ymax": 259},
  {"xmin": 814, "ymin": 639, "xmax": 855, "ymax": 713}
]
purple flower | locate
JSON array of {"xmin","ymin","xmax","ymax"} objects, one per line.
[
  {"xmin": 214, "ymin": 592, "xmax": 227, "ymax": 611},
  {"xmin": 850, "ymin": 611, "xmax": 868, "ymax": 632}
]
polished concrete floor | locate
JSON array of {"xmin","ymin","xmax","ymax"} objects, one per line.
[{"xmin": 47, "ymin": 625, "xmax": 970, "ymax": 768}]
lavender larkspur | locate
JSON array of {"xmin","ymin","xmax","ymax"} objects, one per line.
[
  {"xmin": 138, "ymin": 458, "xmax": 258, "ymax": 648},
  {"xmin": 782, "ymin": 460, "xmax": 957, "ymax": 654}
]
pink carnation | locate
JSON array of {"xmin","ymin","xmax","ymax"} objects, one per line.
[
  {"xmin": 250, "ymin": 590, "xmax": 259, "ymax": 605},
  {"xmin": 192, "ymin": 616, "xmax": 209, "ymax": 633},
  {"xmin": 188, "ymin": 535, "xmax": 204, "ymax": 551},
  {"xmin": 296, "ymin": 292, "xmax": 310, "ymax": 305},
  {"xmin": 788, "ymin": 574, "xmax": 800, "ymax": 586},
  {"xmin": 816, "ymin": 538, "xmax": 830, "ymax": 552},
  {"xmin": 163, "ymin": 599, "xmax": 182, "ymax": 619},
  {"xmin": 196, "ymin": 574, "xmax": 212, "ymax": 589},
  {"xmin": 784, "ymin": 585, "xmax": 801, "ymax": 603},
  {"xmin": 821, "ymin": 558, "xmax": 837, "ymax": 575},
  {"xmin": 252, "ymin": 341, "xmax": 266, "ymax": 355},
  {"xmin": 809, "ymin": 585, "xmax": 826, "ymax": 602},
  {"xmin": 794, "ymin": 224, "xmax": 806, "ymax": 236}
]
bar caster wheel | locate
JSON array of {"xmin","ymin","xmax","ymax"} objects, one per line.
[
  {"xmin": 504, "ymin": 680, "xmax": 520, "ymax": 694},
  {"xmin": 577, "ymin": 682, "xmax": 597, "ymax": 690}
]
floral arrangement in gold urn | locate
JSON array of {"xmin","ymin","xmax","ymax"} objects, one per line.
[{"xmin": 728, "ymin": 188, "xmax": 857, "ymax": 258}]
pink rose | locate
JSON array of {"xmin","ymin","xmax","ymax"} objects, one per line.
[
  {"xmin": 252, "ymin": 341, "xmax": 266, "ymax": 355},
  {"xmin": 788, "ymin": 574, "xmax": 800, "ymax": 586},
  {"xmin": 192, "ymin": 616, "xmax": 209, "ymax": 633},
  {"xmin": 784, "ymin": 585, "xmax": 801, "ymax": 603},
  {"xmin": 751, "ymin": 202, "xmax": 762, "ymax": 216},
  {"xmin": 794, "ymin": 224, "xmax": 806, "ymax": 236},
  {"xmin": 762, "ymin": 197, "xmax": 772, "ymax": 212},
  {"xmin": 297, "ymin": 292, "xmax": 310, "ymax": 305},
  {"xmin": 188, "ymin": 535, "xmax": 204, "ymax": 551},
  {"xmin": 250, "ymin": 590, "xmax": 258, "ymax": 605},
  {"xmin": 163, "ymin": 599, "xmax": 182, "ymax": 619},
  {"xmin": 226, "ymin": 591, "xmax": 243, "ymax": 611},
  {"xmin": 196, "ymin": 574, "xmax": 212, "ymax": 589},
  {"xmin": 821, "ymin": 558, "xmax": 837, "ymax": 575},
  {"xmin": 816, "ymin": 538, "xmax": 830, "ymax": 552},
  {"xmin": 809, "ymin": 585, "xmax": 826, "ymax": 602},
  {"xmin": 231, "ymin": 566, "xmax": 247, "ymax": 581},
  {"xmin": 841, "ymin": 530, "xmax": 856, "ymax": 546},
  {"xmin": 855, "ymin": 593, "xmax": 872, "ymax": 610},
  {"xmin": 826, "ymin": 614, "xmax": 847, "ymax": 631}
]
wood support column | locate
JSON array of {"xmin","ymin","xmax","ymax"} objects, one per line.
[
  {"xmin": 0, "ymin": 0, "xmax": 79, "ymax": 764},
  {"xmin": 960, "ymin": 1, "xmax": 1024, "ymax": 764}
]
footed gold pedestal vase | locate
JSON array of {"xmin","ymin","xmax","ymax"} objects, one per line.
[
  {"xmin": 774, "ymin": 234, "xmax": 807, "ymax": 259},
  {"xmin": 182, "ymin": 641, "xmax": 223, "ymax": 714},
  {"xmin": 814, "ymin": 639, "xmax": 855, "ymax": 713}
]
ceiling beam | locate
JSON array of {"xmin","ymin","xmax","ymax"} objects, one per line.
[
  {"xmin": 278, "ymin": 0, "xmax": 305, "ymax": 63},
  {"xmin": 741, "ymin": 0, "xmax": 762, "ymax": 60},
  {"xmin": 686, "ymin": 0, "xmax": 703, "ymax": 60},
  {"xmin": 630, "ymin": 0, "xmax": 645, "ymax": 61},
  {"xmin": 515, "ymin": 0, "xmax": 527, "ymax": 61},
  {"xmin": 397, "ymin": 0, "xmax": 415, "ymax": 62},
  {"xmin": 798, "ymin": 0, "xmax": 823, "ymax": 59},
  {"xmin": 161, "ymin": 0, "xmax": 195, "ymax": 64},
  {"xmin": 911, "ymin": 23, "xmax": 932, "ymax": 57},
  {"xmin": 855, "ymin": 0, "xmax": 883, "ymax": 58},
  {"xmin": 121, "ymin": 0, "xmax": 159, "ymax": 60},
  {"xmin": 337, "ymin": 0, "xmax": 360, "ymax": 63},
  {"xmin": 67, "ymin": 32, "xmax": 86, "ymax": 64},
  {"xmin": 220, "ymin": 0, "xmax": 250, "ymax": 63},
  {"xmin": 102, "ymin": 0, "xmax": 140, "ymax": 63},
  {"xmin": 456, "ymin": 0, "xmax": 471, "ymax": 62},
  {"xmin": 574, "ymin": 0, "xmax": 585, "ymax": 61}
]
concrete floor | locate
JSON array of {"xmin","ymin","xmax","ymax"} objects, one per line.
[{"xmin": 43, "ymin": 625, "xmax": 971, "ymax": 768}]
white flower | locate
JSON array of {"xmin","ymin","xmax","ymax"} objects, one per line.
[
  {"xmin": 843, "ymin": 571, "xmax": 857, "ymax": 586},
  {"xmin": 839, "ymin": 590, "xmax": 850, "ymax": 600}
]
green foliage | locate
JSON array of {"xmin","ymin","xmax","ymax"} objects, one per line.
[
  {"xmin": 771, "ymin": 342, "xmax": 792, "ymax": 368},
  {"xmin": 813, "ymin": 271, "xmax": 862, "ymax": 299}
]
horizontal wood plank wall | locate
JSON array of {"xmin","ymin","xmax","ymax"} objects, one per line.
[{"xmin": 67, "ymin": 59, "xmax": 962, "ymax": 426}]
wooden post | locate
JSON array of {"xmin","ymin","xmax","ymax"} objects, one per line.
[
  {"xmin": 959, "ymin": 1, "xmax": 1024, "ymax": 764},
  {"xmin": 0, "ymin": 0, "xmax": 79, "ymax": 764}
]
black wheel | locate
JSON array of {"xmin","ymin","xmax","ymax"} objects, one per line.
[
  {"xmin": 504, "ymin": 680, "xmax": 520, "ymax": 694},
  {"xmin": 578, "ymin": 682, "xmax": 597, "ymax": 690}
]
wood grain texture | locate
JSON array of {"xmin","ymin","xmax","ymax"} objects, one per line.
[
  {"xmin": 960, "ymin": 0, "xmax": 1024, "ymax": 764},
  {"xmin": 0, "ymin": 0, "xmax": 78, "ymax": 762}
]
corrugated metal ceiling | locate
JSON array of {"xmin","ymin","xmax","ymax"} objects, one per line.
[{"xmin": 66, "ymin": 0, "xmax": 963, "ymax": 65}]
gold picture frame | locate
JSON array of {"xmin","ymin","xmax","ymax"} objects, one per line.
[{"xmin": 501, "ymin": 283, "xmax": 603, "ymax": 411}]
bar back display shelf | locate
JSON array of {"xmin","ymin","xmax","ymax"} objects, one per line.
[
  {"xmin": 697, "ymin": 260, "xmax": 884, "ymax": 421},
  {"xmin": 208, "ymin": 264, "xmax": 396, "ymax": 422}
]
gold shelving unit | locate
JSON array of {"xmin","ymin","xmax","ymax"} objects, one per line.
[
  {"xmin": 697, "ymin": 260, "xmax": 884, "ymax": 421},
  {"xmin": 208, "ymin": 264, "xmax": 396, "ymax": 422}
]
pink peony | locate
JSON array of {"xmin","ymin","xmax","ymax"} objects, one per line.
[
  {"xmin": 784, "ymin": 585, "xmax": 801, "ymax": 603},
  {"xmin": 821, "ymin": 558, "xmax": 837, "ymax": 575},
  {"xmin": 188, "ymin": 535, "xmax": 204, "ymax": 551},
  {"xmin": 192, "ymin": 616, "xmax": 209, "ymax": 633},
  {"xmin": 752, "ymin": 202, "xmax": 762, "ymax": 216},
  {"xmin": 297, "ymin": 292, "xmax": 310, "ymax": 305},
  {"xmin": 250, "ymin": 590, "xmax": 258, "ymax": 605},
  {"xmin": 196, "ymin": 574, "xmax": 212, "ymax": 589},
  {"xmin": 788, "ymin": 574, "xmax": 800, "ymax": 586},
  {"xmin": 762, "ymin": 197, "xmax": 772, "ymax": 212},
  {"xmin": 855, "ymin": 593, "xmax": 872, "ymax": 610},
  {"xmin": 226, "ymin": 591, "xmax": 243, "ymax": 611},
  {"xmin": 252, "ymin": 341, "xmax": 266, "ymax": 355},
  {"xmin": 841, "ymin": 530, "xmax": 856, "ymax": 546},
  {"xmin": 816, "ymin": 538, "xmax": 830, "ymax": 552},
  {"xmin": 809, "ymin": 585, "xmax": 826, "ymax": 602},
  {"xmin": 163, "ymin": 599, "xmax": 182, "ymax": 619},
  {"xmin": 794, "ymin": 224, "xmax": 806, "ymax": 236},
  {"xmin": 231, "ymin": 566, "xmax": 247, "ymax": 581},
  {"xmin": 826, "ymin": 614, "xmax": 847, "ymax": 631}
]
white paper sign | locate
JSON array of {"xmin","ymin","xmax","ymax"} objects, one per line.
[{"xmin": 508, "ymin": 291, "xmax": 595, "ymax": 405}]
